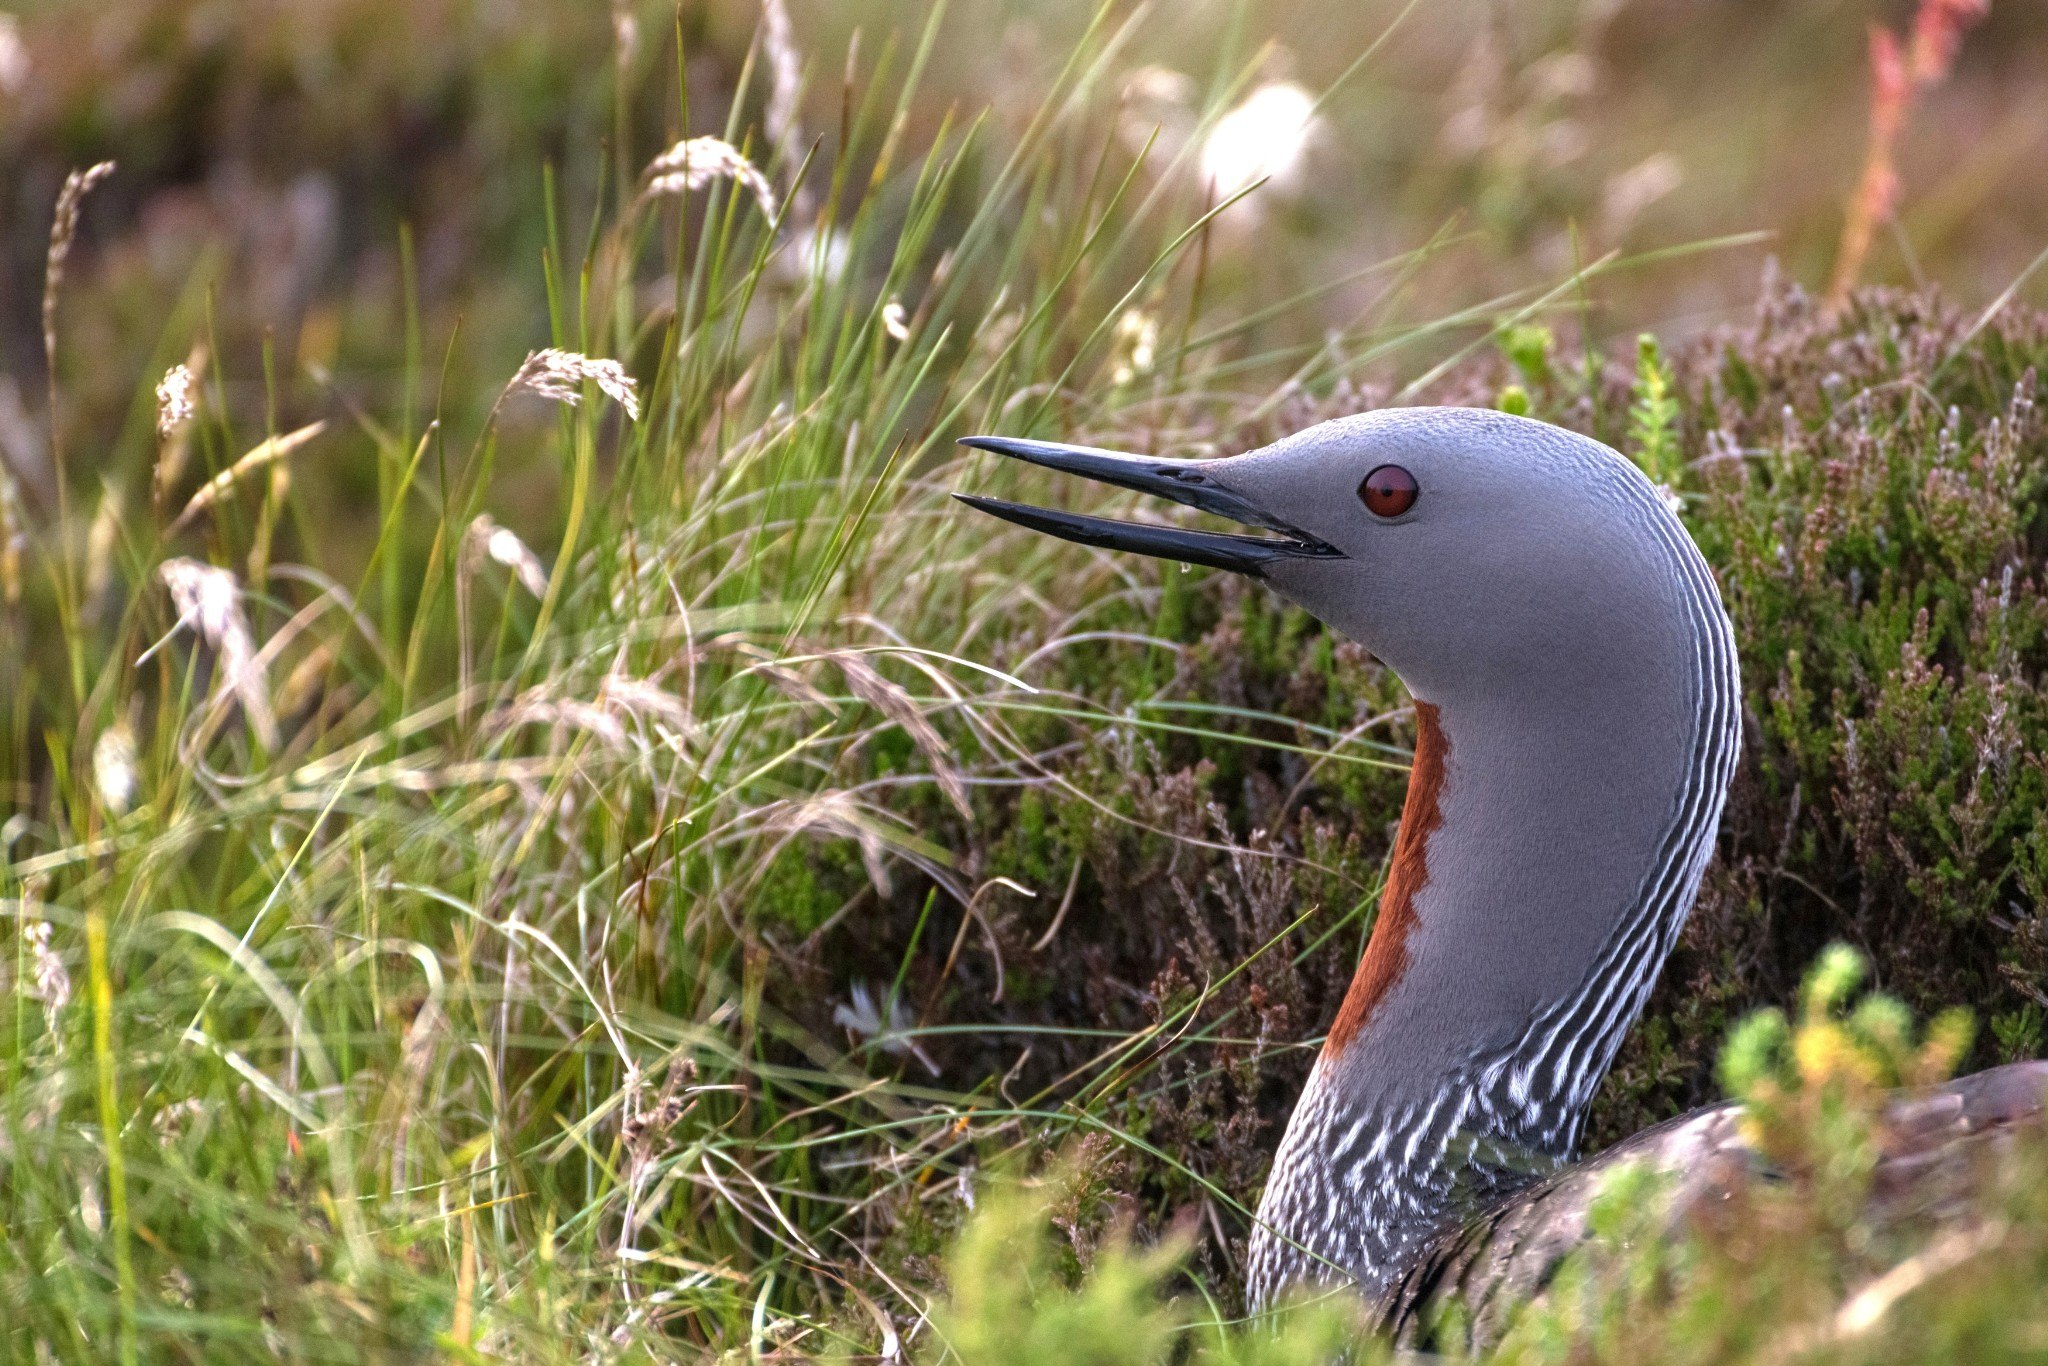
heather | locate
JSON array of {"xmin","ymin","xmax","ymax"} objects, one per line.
[{"xmin": 3, "ymin": 1, "xmax": 2048, "ymax": 1361}]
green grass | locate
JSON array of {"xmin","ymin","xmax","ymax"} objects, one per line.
[
  {"xmin": 0, "ymin": 7, "xmax": 1473, "ymax": 1357},
  {"xmin": 4, "ymin": 2, "xmax": 2048, "ymax": 1362}
]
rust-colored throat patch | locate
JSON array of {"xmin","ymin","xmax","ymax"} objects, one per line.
[{"xmin": 1326, "ymin": 700, "xmax": 1448, "ymax": 1055}]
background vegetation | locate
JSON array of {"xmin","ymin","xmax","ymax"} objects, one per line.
[{"xmin": 2, "ymin": 0, "xmax": 2047, "ymax": 1360}]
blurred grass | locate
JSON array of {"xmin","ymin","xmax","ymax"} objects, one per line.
[
  {"xmin": 7, "ymin": 0, "xmax": 2048, "ymax": 535},
  {"xmin": 0, "ymin": 0, "xmax": 2046, "ymax": 1361}
]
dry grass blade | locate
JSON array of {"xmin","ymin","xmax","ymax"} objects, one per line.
[
  {"xmin": 1763, "ymin": 1219, "xmax": 2011, "ymax": 1360},
  {"xmin": 769, "ymin": 787, "xmax": 898, "ymax": 899},
  {"xmin": 596, "ymin": 673, "xmax": 695, "ymax": 739},
  {"xmin": 489, "ymin": 687, "xmax": 629, "ymax": 751},
  {"xmin": 168, "ymin": 421, "xmax": 326, "ymax": 532},
  {"xmin": 1834, "ymin": 1219, "xmax": 2008, "ymax": 1336},
  {"xmin": 837, "ymin": 652, "xmax": 972, "ymax": 819}
]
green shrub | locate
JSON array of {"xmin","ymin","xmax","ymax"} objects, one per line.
[
  {"xmin": 1489, "ymin": 945, "xmax": 2048, "ymax": 1365},
  {"xmin": 920, "ymin": 1159, "xmax": 1376, "ymax": 1366}
]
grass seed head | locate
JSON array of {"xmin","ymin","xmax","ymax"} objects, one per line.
[
  {"xmin": 640, "ymin": 136, "xmax": 777, "ymax": 221},
  {"xmin": 152, "ymin": 344, "xmax": 208, "ymax": 508},
  {"xmin": 507, "ymin": 348, "xmax": 641, "ymax": 421},
  {"xmin": 42, "ymin": 160, "xmax": 115, "ymax": 362},
  {"xmin": 837, "ymin": 652, "xmax": 971, "ymax": 819},
  {"xmin": 155, "ymin": 363, "xmax": 197, "ymax": 438}
]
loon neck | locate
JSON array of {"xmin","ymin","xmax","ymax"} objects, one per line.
[
  {"xmin": 1329, "ymin": 681, "xmax": 1710, "ymax": 1112},
  {"xmin": 1246, "ymin": 560, "xmax": 1741, "ymax": 1306}
]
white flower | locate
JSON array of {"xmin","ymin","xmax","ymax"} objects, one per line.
[
  {"xmin": 640, "ymin": 137, "xmax": 778, "ymax": 221},
  {"xmin": 1109, "ymin": 310, "xmax": 1159, "ymax": 385},
  {"xmin": 833, "ymin": 982, "xmax": 938, "ymax": 1076},
  {"xmin": 154, "ymin": 558, "xmax": 277, "ymax": 749},
  {"xmin": 778, "ymin": 223, "xmax": 851, "ymax": 286},
  {"xmin": 155, "ymin": 363, "xmax": 196, "ymax": 437},
  {"xmin": 1198, "ymin": 81, "xmax": 1319, "ymax": 199},
  {"xmin": 93, "ymin": 719, "xmax": 138, "ymax": 814},
  {"xmin": 23, "ymin": 916, "xmax": 69, "ymax": 1019},
  {"xmin": 508, "ymin": 349, "xmax": 640, "ymax": 421},
  {"xmin": 880, "ymin": 300, "xmax": 910, "ymax": 342},
  {"xmin": 465, "ymin": 514, "xmax": 549, "ymax": 597}
]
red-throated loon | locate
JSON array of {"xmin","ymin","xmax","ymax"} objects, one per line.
[{"xmin": 957, "ymin": 408, "xmax": 2048, "ymax": 1343}]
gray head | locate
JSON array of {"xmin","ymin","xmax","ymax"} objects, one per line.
[
  {"xmin": 960, "ymin": 407, "xmax": 1707, "ymax": 713},
  {"xmin": 961, "ymin": 407, "xmax": 1743, "ymax": 1303}
]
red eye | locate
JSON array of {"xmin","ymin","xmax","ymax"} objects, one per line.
[{"xmin": 1358, "ymin": 464, "xmax": 1418, "ymax": 518}]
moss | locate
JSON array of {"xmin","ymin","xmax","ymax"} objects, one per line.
[{"xmin": 755, "ymin": 838, "xmax": 866, "ymax": 936}]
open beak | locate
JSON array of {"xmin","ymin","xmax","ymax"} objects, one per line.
[{"xmin": 953, "ymin": 435, "xmax": 1342, "ymax": 576}]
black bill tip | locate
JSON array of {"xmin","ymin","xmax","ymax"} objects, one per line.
[
  {"xmin": 956, "ymin": 434, "xmax": 1342, "ymax": 575},
  {"xmin": 952, "ymin": 493, "xmax": 1338, "ymax": 577}
]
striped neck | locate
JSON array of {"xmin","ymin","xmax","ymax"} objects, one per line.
[{"xmin": 1245, "ymin": 510, "xmax": 1741, "ymax": 1309}]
